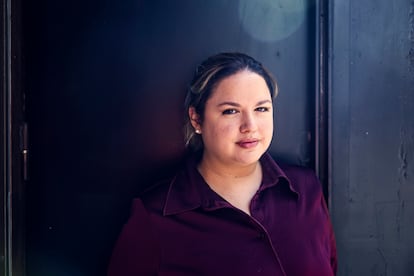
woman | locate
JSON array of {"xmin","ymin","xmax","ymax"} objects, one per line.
[{"xmin": 108, "ymin": 52, "xmax": 337, "ymax": 275}]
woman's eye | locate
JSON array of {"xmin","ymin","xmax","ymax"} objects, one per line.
[
  {"xmin": 222, "ymin": 109, "xmax": 238, "ymax": 115},
  {"xmin": 256, "ymin": 107, "xmax": 270, "ymax": 112}
]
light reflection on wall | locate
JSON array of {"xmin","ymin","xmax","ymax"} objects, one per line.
[{"xmin": 238, "ymin": 0, "xmax": 306, "ymax": 42}]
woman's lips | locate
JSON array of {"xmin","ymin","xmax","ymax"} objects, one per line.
[{"xmin": 236, "ymin": 139, "xmax": 259, "ymax": 149}]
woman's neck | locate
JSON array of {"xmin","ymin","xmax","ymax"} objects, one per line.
[{"xmin": 197, "ymin": 158, "xmax": 263, "ymax": 215}]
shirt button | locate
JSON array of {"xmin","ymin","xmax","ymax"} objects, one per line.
[{"xmin": 258, "ymin": 232, "xmax": 266, "ymax": 240}]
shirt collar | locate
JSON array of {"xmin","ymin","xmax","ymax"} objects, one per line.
[
  {"xmin": 259, "ymin": 153, "xmax": 299, "ymax": 197},
  {"xmin": 163, "ymin": 152, "xmax": 299, "ymax": 216}
]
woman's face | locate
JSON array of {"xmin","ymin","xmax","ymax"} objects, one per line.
[{"xmin": 190, "ymin": 70, "xmax": 274, "ymax": 168}]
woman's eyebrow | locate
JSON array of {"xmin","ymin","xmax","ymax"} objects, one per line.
[
  {"xmin": 217, "ymin": 101, "xmax": 240, "ymax": 107},
  {"xmin": 217, "ymin": 99, "xmax": 272, "ymax": 107},
  {"xmin": 256, "ymin": 100, "xmax": 272, "ymax": 106}
]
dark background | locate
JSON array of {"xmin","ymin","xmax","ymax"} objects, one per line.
[
  {"xmin": 23, "ymin": 1, "xmax": 317, "ymax": 275},
  {"xmin": 1, "ymin": 0, "xmax": 413, "ymax": 275}
]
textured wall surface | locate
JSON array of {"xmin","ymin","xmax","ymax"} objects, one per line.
[{"xmin": 331, "ymin": 1, "xmax": 414, "ymax": 275}]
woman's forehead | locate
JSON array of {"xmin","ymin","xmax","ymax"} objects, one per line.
[{"xmin": 208, "ymin": 71, "xmax": 271, "ymax": 101}]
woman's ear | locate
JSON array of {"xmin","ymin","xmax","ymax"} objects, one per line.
[{"xmin": 188, "ymin": 107, "xmax": 201, "ymax": 130}]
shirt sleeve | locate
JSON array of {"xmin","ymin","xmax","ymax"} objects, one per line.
[{"xmin": 107, "ymin": 199, "xmax": 160, "ymax": 276}]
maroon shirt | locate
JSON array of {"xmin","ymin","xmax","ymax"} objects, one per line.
[{"xmin": 108, "ymin": 153, "xmax": 337, "ymax": 275}]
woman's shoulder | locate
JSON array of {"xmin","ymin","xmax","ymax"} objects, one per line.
[
  {"xmin": 276, "ymin": 162, "xmax": 323, "ymax": 196},
  {"xmin": 133, "ymin": 154, "xmax": 197, "ymax": 214},
  {"xmin": 278, "ymin": 162, "xmax": 317, "ymax": 179},
  {"xmin": 132, "ymin": 177, "xmax": 173, "ymax": 214},
  {"xmin": 262, "ymin": 153, "xmax": 319, "ymax": 185}
]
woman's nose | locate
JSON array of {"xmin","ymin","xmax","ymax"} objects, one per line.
[{"xmin": 240, "ymin": 113, "xmax": 258, "ymax": 133}]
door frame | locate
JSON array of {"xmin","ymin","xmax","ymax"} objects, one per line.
[
  {"xmin": 315, "ymin": 0, "xmax": 331, "ymax": 205},
  {"xmin": 1, "ymin": 0, "xmax": 25, "ymax": 275}
]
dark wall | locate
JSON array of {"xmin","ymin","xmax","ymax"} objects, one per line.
[
  {"xmin": 331, "ymin": 1, "xmax": 414, "ymax": 275},
  {"xmin": 23, "ymin": 1, "xmax": 317, "ymax": 275}
]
